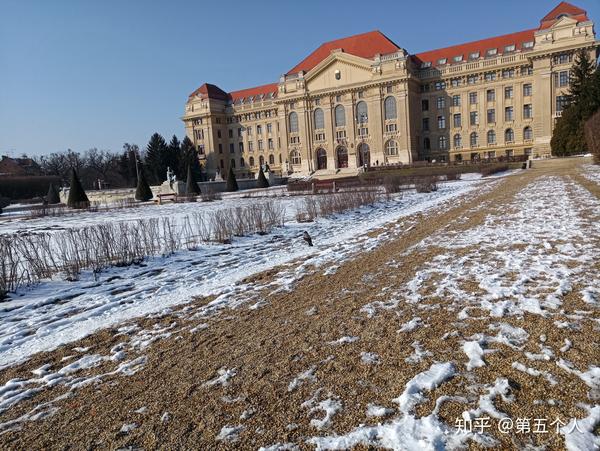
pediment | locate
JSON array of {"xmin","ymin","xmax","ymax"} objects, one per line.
[
  {"xmin": 304, "ymin": 53, "xmax": 375, "ymax": 92},
  {"xmin": 549, "ymin": 15, "xmax": 578, "ymax": 29}
]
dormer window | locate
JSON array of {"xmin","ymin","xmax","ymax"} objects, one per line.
[
  {"xmin": 556, "ymin": 13, "xmax": 569, "ymax": 19},
  {"xmin": 421, "ymin": 61, "xmax": 432, "ymax": 69},
  {"xmin": 453, "ymin": 55, "xmax": 463, "ymax": 63},
  {"xmin": 523, "ymin": 41, "xmax": 534, "ymax": 49},
  {"xmin": 438, "ymin": 58, "xmax": 447, "ymax": 65},
  {"xmin": 469, "ymin": 52, "xmax": 480, "ymax": 60},
  {"xmin": 486, "ymin": 48, "xmax": 498, "ymax": 57},
  {"xmin": 248, "ymin": 96, "xmax": 254, "ymax": 102},
  {"xmin": 504, "ymin": 44, "xmax": 516, "ymax": 53}
]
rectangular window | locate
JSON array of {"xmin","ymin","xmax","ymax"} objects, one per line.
[
  {"xmin": 238, "ymin": 128, "xmax": 242, "ymax": 137},
  {"xmin": 502, "ymin": 69, "xmax": 515, "ymax": 78},
  {"xmin": 467, "ymin": 75, "xmax": 478, "ymax": 85},
  {"xmin": 451, "ymin": 78, "xmax": 461, "ymax": 87},
  {"xmin": 218, "ymin": 143, "xmax": 223, "ymax": 153},
  {"xmin": 523, "ymin": 104, "xmax": 533, "ymax": 119},
  {"xmin": 358, "ymin": 91, "xmax": 364, "ymax": 99},
  {"xmin": 217, "ymin": 130, "xmax": 222, "ymax": 139},
  {"xmin": 422, "ymin": 99, "xmax": 429, "ymax": 111},
  {"xmin": 453, "ymin": 113, "xmax": 461, "ymax": 128},
  {"xmin": 258, "ymin": 140, "xmax": 263, "ymax": 150},
  {"xmin": 486, "ymin": 48, "xmax": 498, "ymax": 57},
  {"xmin": 385, "ymin": 123, "xmax": 397, "ymax": 132},
  {"xmin": 239, "ymin": 142, "xmax": 244, "ymax": 152},
  {"xmin": 470, "ymin": 52, "xmax": 480, "ymax": 60},
  {"xmin": 452, "ymin": 95, "xmax": 461, "ymax": 107},
  {"xmin": 556, "ymin": 95, "xmax": 568, "ymax": 112},
  {"xmin": 386, "ymin": 85, "xmax": 393, "ymax": 93},
  {"xmin": 248, "ymin": 141, "xmax": 254, "ymax": 151},
  {"xmin": 523, "ymin": 42, "xmax": 534, "ymax": 49},
  {"xmin": 438, "ymin": 116, "xmax": 446, "ymax": 129},
  {"xmin": 523, "ymin": 84, "xmax": 532, "ymax": 96},
  {"xmin": 437, "ymin": 97, "xmax": 446, "ymax": 109},
  {"xmin": 257, "ymin": 125, "xmax": 262, "ymax": 135},
  {"xmin": 484, "ymin": 72, "xmax": 496, "ymax": 82},
  {"xmin": 487, "ymin": 109, "xmax": 496, "ymax": 123},
  {"xmin": 336, "ymin": 130, "xmax": 346, "ymax": 139},
  {"xmin": 504, "ymin": 86, "xmax": 513, "ymax": 99},
  {"xmin": 505, "ymin": 106, "xmax": 514, "ymax": 121},
  {"xmin": 358, "ymin": 127, "xmax": 369, "ymax": 137},
  {"xmin": 469, "ymin": 92, "xmax": 478, "ymax": 104},
  {"xmin": 487, "ymin": 89, "xmax": 496, "ymax": 102},
  {"xmin": 198, "ymin": 145, "xmax": 205, "ymax": 155},
  {"xmin": 422, "ymin": 118, "xmax": 430, "ymax": 131},
  {"xmin": 228, "ymin": 129, "xmax": 233, "ymax": 138},
  {"xmin": 558, "ymin": 71, "xmax": 569, "ymax": 87},
  {"xmin": 314, "ymin": 132, "xmax": 325, "ymax": 141},
  {"xmin": 267, "ymin": 123, "xmax": 272, "ymax": 133},
  {"xmin": 229, "ymin": 143, "xmax": 234, "ymax": 153},
  {"xmin": 435, "ymin": 81, "xmax": 446, "ymax": 90},
  {"xmin": 470, "ymin": 111, "xmax": 478, "ymax": 126},
  {"xmin": 247, "ymin": 126, "xmax": 252, "ymax": 136},
  {"xmin": 268, "ymin": 138, "xmax": 274, "ymax": 149},
  {"xmin": 315, "ymin": 98, "xmax": 321, "ymax": 105},
  {"xmin": 335, "ymin": 95, "xmax": 342, "ymax": 102},
  {"xmin": 504, "ymin": 44, "xmax": 516, "ymax": 53}
]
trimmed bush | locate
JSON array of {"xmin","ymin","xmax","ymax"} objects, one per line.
[
  {"xmin": 186, "ymin": 164, "xmax": 201, "ymax": 195},
  {"xmin": 135, "ymin": 167, "xmax": 154, "ymax": 202},
  {"xmin": 67, "ymin": 169, "xmax": 90, "ymax": 209},
  {"xmin": 46, "ymin": 183, "xmax": 61, "ymax": 204},
  {"xmin": 226, "ymin": 166, "xmax": 238, "ymax": 192},
  {"xmin": 256, "ymin": 167, "xmax": 270, "ymax": 188}
]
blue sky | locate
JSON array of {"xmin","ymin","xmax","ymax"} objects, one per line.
[{"xmin": 1, "ymin": 0, "xmax": 598, "ymax": 157}]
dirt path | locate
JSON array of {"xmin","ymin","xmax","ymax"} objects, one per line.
[{"xmin": 0, "ymin": 158, "xmax": 599, "ymax": 450}]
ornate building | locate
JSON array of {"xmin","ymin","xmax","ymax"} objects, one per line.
[{"xmin": 182, "ymin": 2, "xmax": 598, "ymax": 178}]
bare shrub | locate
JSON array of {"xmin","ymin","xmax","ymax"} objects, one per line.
[
  {"xmin": 415, "ymin": 176, "xmax": 439, "ymax": 193},
  {"xmin": 210, "ymin": 210, "xmax": 233, "ymax": 243},
  {"xmin": 201, "ymin": 185, "xmax": 222, "ymax": 202}
]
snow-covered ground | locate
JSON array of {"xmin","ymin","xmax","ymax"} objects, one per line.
[
  {"xmin": 0, "ymin": 176, "xmax": 498, "ymax": 370},
  {"xmin": 582, "ymin": 163, "xmax": 600, "ymax": 185}
]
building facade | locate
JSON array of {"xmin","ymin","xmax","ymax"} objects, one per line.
[{"xmin": 182, "ymin": 2, "xmax": 598, "ymax": 178}]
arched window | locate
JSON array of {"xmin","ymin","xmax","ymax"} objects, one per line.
[
  {"xmin": 487, "ymin": 130, "xmax": 496, "ymax": 144},
  {"xmin": 336, "ymin": 146, "xmax": 348, "ymax": 168},
  {"xmin": 290, "ymin": 150, "xmax": 301, "ymax": 165},
  {"xmin": 334, "ymin": 105, "xmax": 346, "ymax": 127},
  {"xmin": 230, "ymin": 158, "xmax": 235, "ymax": 169},
  {"xmin": 385, "ymin": 140, "xmax": 398, "ymax": 156},
  {"xmin": 424, "ymin": 137, "xmax": 431, "ymax": 150},
  {"xmin": 439, "ymin": 136, "xmax": 448, "ymax": 150},
  {"xmin": 453, "ymin": 133, "xmax": 462, "ymax": 149},
  {"xmin": 316, "ymin": 148, "xmax": 327, "ymax": 170},
  {"xmin": 314, "ymin": 108, "xmax": 325, "ymax": 130},
  {"xmin": 384, "ymin": 96, "xmax": 397, "ymax": 120},
  {"xmin": 470, "ymin": 132, "xmax": 478, "ymax": 147},
  {"xmin": 505, "ymin": 128, "xmax": 514, "ymax": 143},
  {"xmin": 259, "ymin": 155, "xmax": 265, "ymax": 166},
  {"xmin": 249, "ymin": 156, "xmax": 255, "ymax": 166},
  {"xmin": 356, "ymin": 101, "xmax": 368, "ymax": 123},
  {"xmin": 269, "ymin": 154, "xmax": 275, "ymax": 165},
  {"xmin": 240, "ymin": 157, "xmax": 245, "ymax": 167},
  {"xmin": 523, "ymin": 126, "xmax": 533, "ymax": 140},
  {"xmin": 289, "ymin": 112, "xmax": 298, "ymax": 132}
]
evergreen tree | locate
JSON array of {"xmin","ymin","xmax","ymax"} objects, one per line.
[
  {"xmin": 67, "ymin": 168, "xmax": 89, "ymax": 209},
  {"xmin": 178, "ymin": 136, "xmax": 201, "ymax": 180},
  {"xmin": 167, "ymin": 135, "xmax": 181, "ymax": 178},
  {"xmin": 552, "ymin": 52, "xmax": 599, "ymax": 156},
  {"xmin": 46, "ymin": 183, "xmax": 61, "ymax": 204},
  {"xmin": 135, "ymin": 165, "xmax": 154, "ymax": 201},
  {"xmin": 145, "ymin": 133, "xmax": 168, "ymax": 184},
  {"xmin": 256, "ymin": 166, "xmax": 270, "ymax": 188},
  {"xmin": 226, "ymin": 165, "xmax": 238, "ymax": 192},
  {"xmin": 186, "ymin": 164, "xmax": 201, "ymax": 195}
]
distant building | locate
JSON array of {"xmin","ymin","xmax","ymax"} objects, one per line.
[
  {"xmin": 0, "ymin": 155, "xmax": 41, "ymax": 176},
  {"xmin": 183, "ymin": 2, "xmax": 599, "ymax": 178}
]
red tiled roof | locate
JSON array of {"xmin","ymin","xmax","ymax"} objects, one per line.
[
  {"xmin": 188, "ymin": 83, "xmax": 229, "ymax": 101},
  {"xmin": 539, "ymin": 1, "xmax": 588, "ymax": 29},
  {"xmin": 412, "ymin": 29, "xmax": 537, "ymax": 68},
  {"xmin": 228, "ymin": 83, "xmax": 279, "ymax": 102},
  {"xmin": 287, "ymin": 30, "xmax": 401, "ymax": 75}
]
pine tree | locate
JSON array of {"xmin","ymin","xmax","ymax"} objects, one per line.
[
  {"xmin": 145, "ymin": 133, "xmax": 168, "ymax": 184},
  {"xmin": 552, "ymin": 53, "xmax": 598, "ymax": 156},
  {"xmin": 186, "ymin": 164, "xmax": 201, "ymax": 195},
  {"xmin": 46, "ymin": 183, "xmax": 61, "ymax": 204},
  {"xmin": 256, "ymin": 166, "xmax": 270, "ymax": 188},
  {"xmin": 67, "ymin": 168, "xmax": 89, "ymax": 209},
  {"xmin": 135, "ymin": 165, "xmax": 154, "ymax": 201},
  {"xmin": 167, "ymin": 135, "xmax": 181, "ymax": 178},
  {"xmin": 179, "ymin": 136, "xmax": 201, "ymax": 181},
  {"xmin": 226, "ymin": 165, "xmax": 238, "ymax": 192}
]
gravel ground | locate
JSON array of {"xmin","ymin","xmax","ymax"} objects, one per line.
[{"xmin": 0, "ymin": 157, "xmax": 599, "ymax": 450}]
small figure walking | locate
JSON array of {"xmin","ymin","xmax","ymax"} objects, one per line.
[{"xmin": 303, "ymin": 231, "xmax": 313, "ymax": 247}]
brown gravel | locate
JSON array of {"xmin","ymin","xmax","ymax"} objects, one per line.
[{"xmin": 0, "ymin": 157, "xmax": 599, "ymax": 451}]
